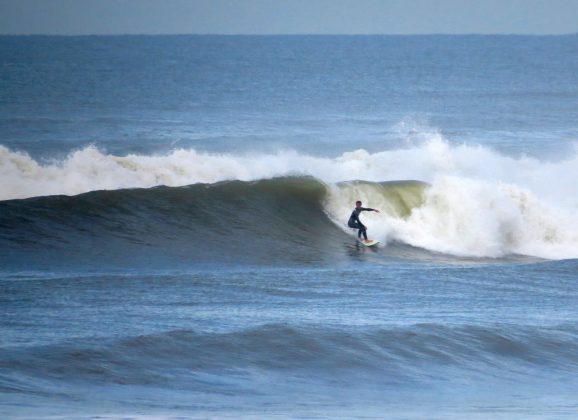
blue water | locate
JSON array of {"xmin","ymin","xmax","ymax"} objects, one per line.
[{"xmin": 1, "ymin": 35, "xmax": 578, "ymax": 418}]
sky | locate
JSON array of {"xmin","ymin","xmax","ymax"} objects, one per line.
[{"xmin": 0, "ymin": 0, "xmax": 577, "ymax": 35}]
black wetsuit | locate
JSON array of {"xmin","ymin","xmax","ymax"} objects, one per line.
[{"xmin": 348, "ymin": 207, "xmax": 375, "ymax": 240}]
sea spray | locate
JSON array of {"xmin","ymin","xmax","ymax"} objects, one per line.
[{"xmin": 3, "ymin": 135, "xmax": 578, "ymax": 202}]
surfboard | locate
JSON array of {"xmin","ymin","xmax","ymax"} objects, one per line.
[{"xmin": 358, "ymin": 239, "xmax": 380, "ymax": 247}]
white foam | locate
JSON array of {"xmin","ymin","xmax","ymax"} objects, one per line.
[
  {"xmin": 385, "ymin": 177, "xmax": 578, "ymax": 259},
  {"xmin": 3, "ymin": 132, "xmax": 578, "ymax": 259}
]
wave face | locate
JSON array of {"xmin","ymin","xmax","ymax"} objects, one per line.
[
  {"xmin": 0, "ymin": 177, "xmax": 337, "ymax": 267},
  {"xmin": 2, "ymin": 323, "xmax": 578, "ymax": 394},
  {"xmin": 3, "ymin": 134, "xmax": 578, "ymax": 261}
]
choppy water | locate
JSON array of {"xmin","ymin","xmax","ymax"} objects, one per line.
[{"xmin": 1, "ymin": 35, "xmax": 578, "ymax": 418}]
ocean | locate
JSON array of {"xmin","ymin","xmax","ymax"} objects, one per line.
[{"xmin": 1, "ymin": 35, "xmax": 578, "ymax": 418}]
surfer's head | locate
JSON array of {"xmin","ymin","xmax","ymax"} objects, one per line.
[{"xmin": 355, "ymin": 200, "xmax": 362, "ymax": 208}]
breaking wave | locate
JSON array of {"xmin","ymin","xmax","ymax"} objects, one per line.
[{"xmin": 2, "ymin": 134, "xmax": 578, "ymax": 260}]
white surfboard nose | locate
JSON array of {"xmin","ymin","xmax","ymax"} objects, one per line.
[{"xmin": 359, "ymin": 239, "xmax": 380, "ymax": 247}]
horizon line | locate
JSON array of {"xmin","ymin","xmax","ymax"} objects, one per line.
[{"xmin": 1, "ymin": 32, "xmax": 577, "ymax": 37}]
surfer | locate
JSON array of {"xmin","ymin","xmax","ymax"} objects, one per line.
[{"xmin": 348, "ymin": 201, "xmax": 380, "ymax": 242}]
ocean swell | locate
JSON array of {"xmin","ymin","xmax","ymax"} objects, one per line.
[{"xmin": 2, "ymin": 323, "xmax": 577, "ymax": 391}]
